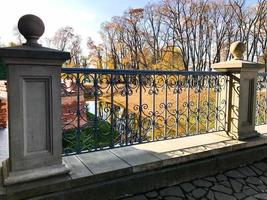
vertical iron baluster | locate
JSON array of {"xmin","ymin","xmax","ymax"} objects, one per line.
[
  {"xmin": 206, "ymin": 75, "xmax": 210, "ymax": 132},
  {"xmin": 186, "ymin": 76, "xmax": 190, "ymax": 135},
  {"xmin": 110, "ymin": 74, "xmax": 114, "ymax": 148},
  {"xmin": 215, "ymin": 75, "xmax": 219, "ymax": 131},
  {"xmin": 125, "ymin": 74, "xmax": 129, "ymax": 145},
  {"xmin": 152, "ymin": 74, "xmax": 155, "ymax": 141},
  {"xmin": 76, "ymin": 72, "xmax": 81, "ymax": 153},
  {"xmin": 196, "ymin": 75, "xmax": 200, "ymax": 134},
  {"xmin": 176, "ymin": 75, "xmax": 179, "ymax": 137},
  {"xmin": 164, "ymin": 75, "xmax": 168, "ymax": 139},
  {"xmin": 93, "ymin": 73, "xmax": 98, "ymax": 150},
  {"xmin": 138, "ymin": 74, "xmax": 142, "ymax": 143},
  {"xmin": 224, "ymin": 76, "xmax": 229, "ymax": 131}
]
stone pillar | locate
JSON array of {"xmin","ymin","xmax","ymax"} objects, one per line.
[
  {"xmin": 212, "ymin": 41, "xmax": 265, "ymax": 140},
  {"xmin": 0, "ymin": 15, "xmax": 70, "ymax": 185}
]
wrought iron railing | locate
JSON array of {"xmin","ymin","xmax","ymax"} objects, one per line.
[
  {"xmin": 61, "ymin": 68, "xmax": 229, "ymax": 155},
  {"xmin": 256, "ymin": 73, "xmax": 267, "ymax": 125}
]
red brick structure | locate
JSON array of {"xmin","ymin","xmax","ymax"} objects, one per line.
[
  {"xmin": 0, "ymin": 81, "xmax": 7, "ymax": 128},
  {"xmin": 61, "ymin": 94, "xmax": 87, "ymax": 130}
]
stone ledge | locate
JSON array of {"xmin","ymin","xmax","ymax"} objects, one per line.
[
  {"xmin": 24, "ymin": 145, "xmax": 267, "ymax": 200},
  {"xmin": 1, "ymin": 128, "xmax": 267, "ymax": 200}
]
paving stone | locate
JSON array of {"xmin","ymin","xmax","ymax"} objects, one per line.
[
  {"xmin": 234, "ymin": 192, "xmax": 247, "ymax": 200},
  {"xmin": 145, "ymin": 191, "xmax": 158, "ymax": 198},
  {"xmin": 206, "ymin": 191, "xmax": 215, "ymax": 200},
  {"xmin": 238, "ymin": 166, "xmax": 257, "ymax": 177},
  {"xmin": 257, "ymin": 185, "xmax": 267, "ymax": 193},
  {"xmin": 119, "ymin": 161, "xmax": 267, "ymax": 200},
  {"xmin": 159, "ymin": 186, "xmax": 184, "ymax": 197},
  {"xmin": 213, "ymin": 191, "xmax": 236, "ymax": 200},
  {"xmin": 230, "ymin": 179, "xmax": 243, "ymax": 193},
  {"xmin": 180, "ymin": 182, "xmax": 195, "ymax": 193},
  {"xmin": 220, "ymin": 180, "xmax": 231, "ymax": 188},
  {"xmin": 216, "ymin": 174, "xmax": 228, "ymax": 182},
  {"xmin": 244, "ymin": 197, "xmax": 257, "ymax": 200},
  {"xmin": 205, "ymin": 177, "xmax": 217, "ymax": 182},
  {"xmin": 164, "ymin": 197, "xmax": 183, "ymax": 200},
  {"xmin": 243, "ymin": 187, "xmax": 258, "ymax": 196},
  {"xmin": 225, "ymin": 170, "xmax": 245, "ymax": 179},
  {"xmin": 259, "ymin": 176, "xmax": 267, "ymax": 185},
  {"xmin": 248, "ymin": 184, "xmax": 261, "ymax": 192},
  {"xmin": 212, "ymin": 184, "xmax": 233, "ymax": 194},
  {"xmin": 254, "ymin": 193, "xmax": 267, "ymax": 199},
  {"xmin": 186, "ymin": 194, "xmax": 196, "ymax": 200},
  {"xmin": 254, "ymin": 162, "xmax": 267, "ymax": 172},
  {"xmin": 193, "ymin": 180, "xmax": 212, "ymax": 188},
  {"xmin": 191, "ymin": 188, "xmax": 206, "ymax": 199},
  {"xmin": 235, "ymin": 178, "xmax": 246, "ymax": 184},
  {"xmin": 250, "ymin": 166, "xmax": 264, "ymax": 175},
  {"xmin": 124, "ymin": 195, "xmax": 147, "ymax": 200},
  {"xmin": 246, "ymin": 177, "xmax": 263, "ymax": 185}
]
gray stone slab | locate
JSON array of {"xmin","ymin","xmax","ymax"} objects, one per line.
[
  {"xmin": 63, "ymin": 155, "xmax": 92, "ymax": 179},
  {"xmin": 77, "ymin": 150, "xmax": 131, "ymax": 175},
  {"xmin": 110, "ymin": 147, "xmax": 162, "ymax": 173}
]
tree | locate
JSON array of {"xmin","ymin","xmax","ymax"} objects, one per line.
[
  {"xmin": 88, "ymin": 0, "xmax": 267, "ymax": 71},
  {"xmin": 50, "ymin": 26, "xmax": 82, "ymax": 67}
]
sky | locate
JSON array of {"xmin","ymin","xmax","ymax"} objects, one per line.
[
  {"xmin": 0, "ymin": 0, "xmax": 258, "ymax": 55},
  {"xmin": 0, "ymin": 0, "xmax": 159, "ymax": 54}
]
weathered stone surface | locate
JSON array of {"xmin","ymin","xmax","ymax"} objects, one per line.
[
  {"xmin": 206, "ymin": 191, "xmax": 215, "ymax": 200},
  {"xmin": 159, "ymin": 186, "xmax": 184, "ymax": 197},
  {"xmin": 225, "ymin": 170, "xmax": 245, "ymax": 179},
  {"xmin": 230, "ymin": 179, "xmax": 243, "ymax": 193},
  {"xmin": 124, "ymin": 195, "xmax": 147, "ymax": 200},
  {"xmin": 180, "ymin": 183, "xmax": 195, "ymax": 193},
  {"xmin": 193, "ymin": 180, "xmax": 212, "ymax": 188},
  {"xmin": 216, "ymin": 174, "xmax": 228, "ymax": 182},
  {"xmin": 145, "ymin": 191, "xmax": 158, "ymax": 198},
  {"xmin": 191, "ymin": 188, "xmax": 206, "ymax": 198},
  {"xmin": 119, "ymin": 159, "xmax": 267, "ymax": 200},
  {"xmin": 211, "ymin": 184, "xmax": 233, "ymax": 194},
  {"xmin": 254, "ymin": 193, "xmax": 267, "ymax": 199},
  {"xmin": 234, "ymin": 192, "xmax": 247, "ymax": 200},
  {"xmin": 243, "ymin": 187, "xmax": 257, "ymax": 196},
  {"xmin": 250, "ymin": 166, "xmax": 264, "ymax": 175},
  {"xmin": 259, "ymin": 176, "xmax": 267, "ymax": 185},
  {"xmin": 165, "ymin": 197, "xmax": 183, "ymax": 200},
  {"xmin": 246, "ymin": 177, "xmax": 263, "ymax": 185},
  {"xmin": 254, "ymin": 162, "xmax": 267, "ymax": 172},
  {"xmin": 213, "ymin": 191, "xmax": 236, "ymax": 200},
  {"xmin": 244, "ymin": 197, "xmax": 257, "ymax": 200},
  {"xmin": 239, "ymin": 167, "xmax": 257, "ymax": 177}
]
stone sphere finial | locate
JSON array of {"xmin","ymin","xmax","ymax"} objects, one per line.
[
  {"xmin": 230, "ymin": 41, "xmax": 246, "ymax": 60},
  {"xmin": 18, "ymin": 14, "xmax": 45, "ymax": 47}
]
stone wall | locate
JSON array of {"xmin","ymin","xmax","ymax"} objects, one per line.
[{"xmin": 0, "ymin": 81, "xmax": 7, "ymax": 128}]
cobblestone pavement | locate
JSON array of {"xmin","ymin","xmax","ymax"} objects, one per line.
[{"xmin": 120, "ymin": 159, "xmax": 267, "ymax": 200}]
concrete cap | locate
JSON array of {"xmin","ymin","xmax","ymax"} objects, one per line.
[
  {"xmin": 18, "ymin": 14, "xmax": 45, "ymax": 47},
  {"xmin": 230, "ymin": 41, "xmax": 246, "ymax": 60},
  {"xmin": 212, "ymin": 41, "xmax": 265, "ymax": 72},
  {"xmin": 0, "ymin": 15, "xmax": 70, "ymax": 62}
]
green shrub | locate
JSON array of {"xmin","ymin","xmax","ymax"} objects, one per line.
[
  {"xmin": 0, "ymin": 60, "xmax": 6, "ymax": 80},
  {"xmin": 63, "ymin": 112, "xmax": 119, "ymax": 154}
]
